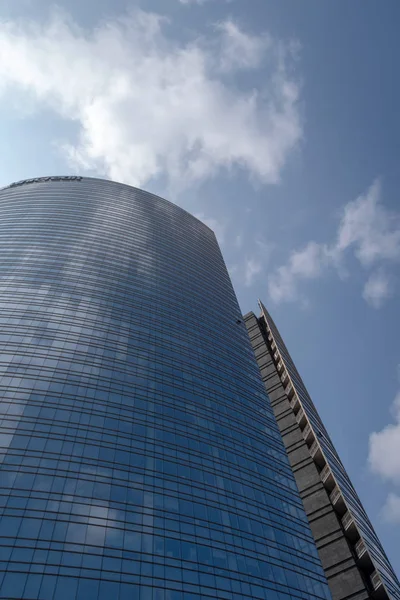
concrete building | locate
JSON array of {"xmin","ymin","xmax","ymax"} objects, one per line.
[{"xmin": 244, "ymin": 300, "xmax": 400, "ymax": 600}]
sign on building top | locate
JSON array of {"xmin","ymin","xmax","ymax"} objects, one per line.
[{"xmin": 8, "ymin": 176, "xmax": 82, "ymax": 188}]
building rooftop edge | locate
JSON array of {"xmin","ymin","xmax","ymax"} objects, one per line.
[{"xmin": 0, "ymin": 174, "xmax": 216, "ymax": 236}]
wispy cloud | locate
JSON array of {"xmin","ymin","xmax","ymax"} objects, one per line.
[
  {"xmin": 179, "ymin": 0, "xmax": 232, "ymax": 5},
  {"xmin": 268, "ymin": 241, "xmax": 327, "ymax": 303},
  {"xmin": 216, "ymin": 19, "xmax": 270, "ymax": 71},
  {"xmin": 0, "ymin": 8, "xmax": 301, "ymax": 191},
  {"xmin": 369, "ymin": 390, "xmax": 400, "ymax": 485},
  {"xmin": 368, "ymin": 368, "xmax": 400, "ymax": 524},
  {"xmin": 363, "ymin": 270, "xmax": 392, "ymax": 308},
  {"xmin": 234, "ymin": 233, "xmax": 243, "ymax": 249},
  {"xmin": 244, "ymin": 258, "xmax": 262, "ymax": 287},
  {"xmin": 382, "ymin": 493, "xmax": 400, "ymax": 525},
  {"xmin": 267, "ymin": 180, "xmax": 400, "ymax": 306},
  {"xmin": 229, "ymin": 237, "xmax": 273, "ymax": 288},
  {"xmin": 179, "ymin": 0, "xmax": 212, "ymax": 4},
  {"xmin": 334, "ymin": 180, "xmax": 400, "ymax": 266}
]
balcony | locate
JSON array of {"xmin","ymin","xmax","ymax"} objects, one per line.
[
  {"xmin": 309, "ymin": 440, "xmax": 325, "ymax": 467},
  {"xmin": 285, "ymin": 382, "xmax": 294, "ymax": 400},
  {"xmin": 342, "ymin": 511, "xmax": 358, "ymax": 541},
  {"xmin": 330, "ymin": 486, "xmax": 346, "ymax": 515},
  {"xmin": 276, "ymin": 360, "xmax": 283, "ymax": 373},
  {"xmin": 290, "ymin": 395, "xmax": 300, "ymax": 412},
  {"xmin": 295, "ymin": 408, "xmax": 307, "ymax": 428},
  {"xmin": 355, "ymin": 538, "xmax": 373, "ymax": 569},
  {"xmin": 281, "ymin": 370, "xmax": 289, "ymax": 387},
  {"xmin": 273, "ymin": 351, "xmax": 279, "ymax": 361},
  {"xmin": 371, "ymin": 571, "xmax": 383, "ymax": 591},
  {"xmin": 271, "ymin": 340, "xmax": 276, "ymax": 352},
  {"xmin": 302, "ymin": 423, "xmax": 314, "ymax": 444},
  {"xmin": 355, "ymin": 538, "xmax": 367, "ymax": 559},
  {"xmin": 370, "ymin": 571, "xmax": 389, "ymax": 599},
  {"xmin": 320, "ymin": 464, "xmax": 335, "ymax": 490}
]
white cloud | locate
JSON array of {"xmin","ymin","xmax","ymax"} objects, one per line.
[
  {"xmin": 179, "ymin": 0, "xmax": 233, "ymax": 4},
  {"xmin": 234, "ymin": 233, "xmax": 243, "ymax": 248},
  {"xmin": 382, "ymin": 493, "xmax": 400, "ymax": 524},
  {"xmin": 216, "ymin": 19, "xmax": 270, "ymax": 71},
  {"xmin": 268, "ymin": 241, "xmax": 327, "ymax": 303},
  {"xmin": 229, "ymin": 236, "xmax": 273, "ymax": 287},
  {"xmin": 179, "ymin": 0, "xmax": 210, "ymax": 4},
  {"xmin": 369, "ymin": 385, "xmax": 400, "ymax": 524},
  {"xmin": 362, "ymin": 270, "xmax": 392, "ymax": 309},
  {"xmin": 267, "ymin": 180, "xmax": 400, "ymax": 305},
  {"xmin": 368, "ymin": 391, "xmax": 400, "ymax": 484},
  {"xmin": 335, "ymin": 180, "xmax": 400, "ymax": 266},
  {"xmin": 0, "ymin": 8, "xmax": 301, "ymax": 190},
  {"xmin": 244, "ymin": 258, "xmax": 262, "ymax": 287}
]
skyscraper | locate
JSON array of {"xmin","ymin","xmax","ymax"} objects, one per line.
[
  {"xmin": 0, "ymin": 177, "xmax": 330, "ymax": 600},
  {"xmin": 245, "ymin": 301, "xmax": 400, "ymax": 600}
]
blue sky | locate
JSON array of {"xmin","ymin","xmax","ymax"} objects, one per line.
[{"xmin": 1, "ymin": 0, "xmax": 400, "ymax": 575}]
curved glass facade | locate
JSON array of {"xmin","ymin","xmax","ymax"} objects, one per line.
[{"xmin": 0, "ymin": 177, "xmax": 330, "ymax": 600}]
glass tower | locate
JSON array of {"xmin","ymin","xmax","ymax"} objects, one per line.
[{"xmin": 0, "ymin": 177, "xmax": 330, "ymax": 600}]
